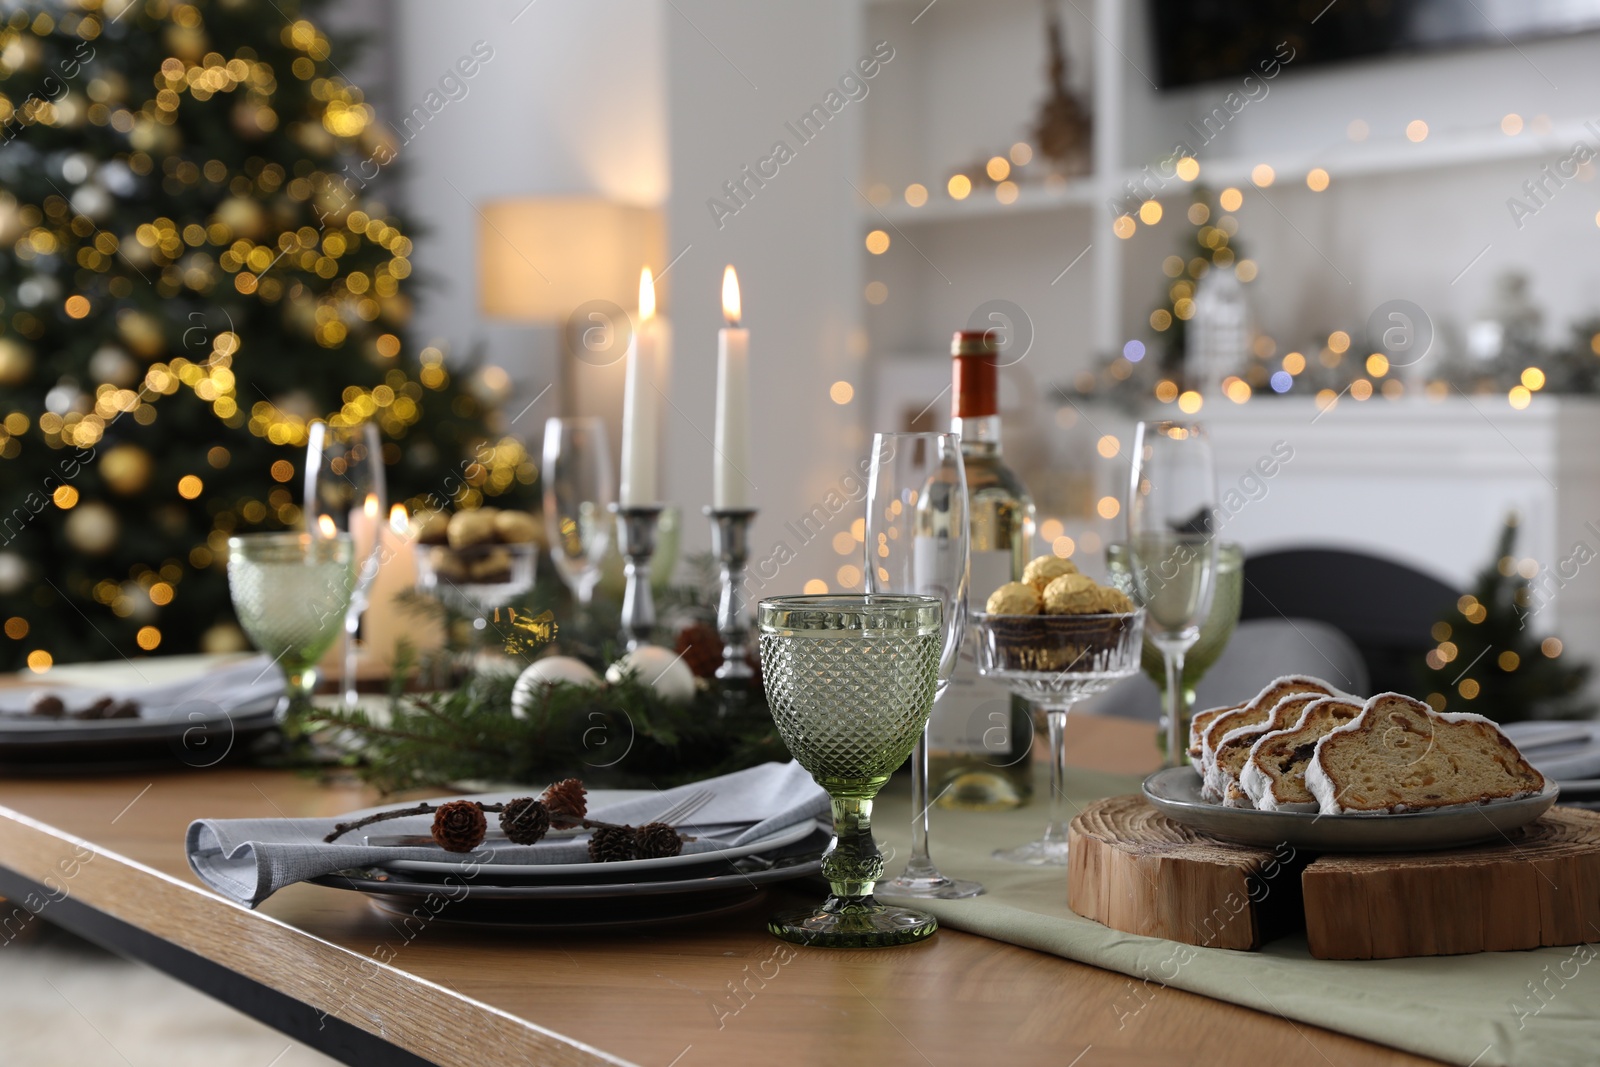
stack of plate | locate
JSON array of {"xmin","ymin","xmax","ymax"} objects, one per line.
[
  {"xmin": 1502, "ymin": 720, "xmax": 1600, "ymax": 809},
  {"xmin": 310, "ymin": 797, "xmax": 830, "ymax": 930},
  {"xmin": 0, "ymin": 654, "xmax": 282, "ymax": 772}
]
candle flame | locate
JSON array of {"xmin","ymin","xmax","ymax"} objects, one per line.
[
  {"xmin": 721, "ymin": 265, "xmax": 741, "ymax": 325},
  {"xmin": 389, "ymin": 503, "xmax": 409, "ymax": 536},
  {"xmin": 638, "ymin": 267, "xmax": 656, "ymax": 322},
  {"xmin": 317, "ymin": 513, "xmax": 337, "ymax": 538},
  {"xmin": 363, "ymin": 492, "xmax": 380, "ymax": 519}
]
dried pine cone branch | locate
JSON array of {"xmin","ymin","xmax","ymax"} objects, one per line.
[
  {"xmin": 323, "ymin": 801, "xmax": 440, "ymax": 843},
  {"xmin": 431, "ymin": 800, "xmax": 488, "ymax": 853},
  {"xmin": 587, "ymin": 825, "xmax": 636, "ymax": 863},
  {"xmin": 634, "ymin": 822, "xmax": 684, "ymax": 859},
  {"xmin": 499, "ymin": 797, "xmax": 551, "ymax": 845},
  {"xmin": 542, "ymin": 778, "xmax": 588, "ymax": 824}
]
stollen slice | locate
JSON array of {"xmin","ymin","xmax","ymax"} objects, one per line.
[
  {"xmin": 1188, "ymin": 702, "xmax": 1244, "ymax": 761},
  {"xmin": 1306, "ymin": 693, "xmax": 1546, "ymax": 815},
  {"xmin": 1241, "ymin": 695, "xmax": 1364, "ymax": 811},
  {"xmin": 1207, "ymin": 691, "xmax": 1333, "ymax": 808},
  {"xmin": 1199, "ymin": 675, "xmax": 1338, "ymax": 800}
]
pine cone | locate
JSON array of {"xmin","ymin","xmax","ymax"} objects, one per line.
[
  {"xmin": 634, "ymin": 821, "xmax": 683, "ymax": 859},
  {"xmin": 542, "ymin": 778, "xmax": 587, "ymax": 823},
  {"xmin": 431, "ymin": 800, "xmax": 487, "ymax": 853},
  {"xmin": 675, "ymin": 621, "xmax": 724, "ymax": 679},
  {"xmin": 498, "ymin": 797, "xmax": 550, "ymax": 845},
  {"xmin": 587, "ymin": 825, "xmax": 636, "ymax": 863}
]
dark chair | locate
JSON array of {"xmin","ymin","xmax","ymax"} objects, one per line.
[{"xmin": 1239, "ymin": 548, "xmax": 1459, "ymax": 696}]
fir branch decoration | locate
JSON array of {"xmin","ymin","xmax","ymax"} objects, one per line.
[{"xmin": 307, "ymin": 668, "xmax": 786, "ymax": 795}]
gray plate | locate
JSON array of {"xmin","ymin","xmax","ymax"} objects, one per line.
[{"xmin": 1141, "ymin": 766, "xmax": 1560, "ymax": 852}]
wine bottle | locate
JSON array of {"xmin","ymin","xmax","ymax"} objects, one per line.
[{"xmin": 927, "ymin": 330, "xmax": 1036, "ymax": 810}]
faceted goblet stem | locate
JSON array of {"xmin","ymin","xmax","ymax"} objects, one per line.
[{"xmin": 820, "ymin": 792, "xmax": 885, "ymax": 904}]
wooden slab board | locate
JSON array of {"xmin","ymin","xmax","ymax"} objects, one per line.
[{"xmin": 1068, "ymin": 796, "xmax": 1600, "ymax": 960}]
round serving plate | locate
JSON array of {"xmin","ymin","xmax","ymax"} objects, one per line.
[
  {"xmin": 1141, "ymin": 766, "xmax": 1560, "ymax": 852},
  {"xmin": 375, "ymin": 818, "xmax": 819, "ymax": 881}
]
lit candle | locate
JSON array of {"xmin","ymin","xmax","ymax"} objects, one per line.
[
  {"xmin": 363, "ymin": 504, "xmax": 440, "ymax": 666},
  {"xmin": 714, "ymin": 265, "xmax": 750, "ymax": 510},
  {"xmin": 619, "ymin": 267, "xmax": 660, "ymax": 506}
]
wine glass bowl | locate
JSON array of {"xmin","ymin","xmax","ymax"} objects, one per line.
[
  {"xmin": 227, "ymin": 533, "xmax": 355, "ymax": 716},
  {"xmin": 758, "ymin": 593, "xmax": 944, "ymax": 948},
  {"xmin": 972, "ymin": 608, "xmax": 1144, "ymax": 865},
  {"xmin": 1127, "ymin": 420, "xmax": 1219, "ymax": 768},
  {"xmin": 1107, "ymin": 540, "xmax": 1244, "ymax": 761},
  {"xmin": 542, "ymin": 417, "xmax": 614, "ymax": 608}
]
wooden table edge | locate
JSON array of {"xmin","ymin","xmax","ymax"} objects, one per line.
[{"xmin": 0, "ymin": 802, "xmax": 632, "ymax": 1067}]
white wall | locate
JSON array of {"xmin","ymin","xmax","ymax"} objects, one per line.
[
  {"xmin": 661, "ymin": 0, "xmax": 865, "ymax": 579},
  {"xmin": 390, "ymin": 0, "xmax": 668, "ymax": 439}
]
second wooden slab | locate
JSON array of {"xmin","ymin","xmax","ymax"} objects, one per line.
[{"xmin": 1068, "ymin": 796, "xmax": 1600, "ymax": 960}]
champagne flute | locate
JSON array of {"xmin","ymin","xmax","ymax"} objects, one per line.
[
  {"xmin": 865, "ymin": 432, "xmax": 981, "ymax": 899},
  {"xmin": 758, "ymin": 594, "xmax": 943, "ymax": 948},
  {"xmin": 227, "ymin": 532, "xmax": 354, "ymax": 716},
  {"xmin": 1126, "ymin": 421, "xmax": 1218, "ymax": 768},
  {"xmin": 542, "ymin": 417, "xmax": 614, "ymax": 612},
  {"xmin": 304, "ymin": 420, "xmax": 385, "ymax": 708}
]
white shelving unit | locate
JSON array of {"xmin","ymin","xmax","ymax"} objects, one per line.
[{"xmin": 856, "ymin": 0, "xmax": 1600, "ymax": 387}]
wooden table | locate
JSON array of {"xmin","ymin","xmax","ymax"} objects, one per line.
[{"xmin": 0, "ymin": 714, "xmax": 1443, "ymax": 1066}]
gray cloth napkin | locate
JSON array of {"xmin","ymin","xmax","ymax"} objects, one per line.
[
  {"xmin": 0, "ymin": 654, "xmax": 283, "ymax": 721},
  {"xmin": 1502, "ymin": 719, "xmax": 1600, "ymax": 781},
  {"xmin": 186, "ymin": 761, "xmax": 829, "ymax": 908}
]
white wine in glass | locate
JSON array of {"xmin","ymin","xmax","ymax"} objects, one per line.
[{"xmin": 1127, "ymin": 421, "xmax": 1218, "ymax": 768}]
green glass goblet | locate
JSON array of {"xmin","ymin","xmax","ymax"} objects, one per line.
[
  {"xmin": 758, "ymin": 594, "xmax": 943, "ymax": 948},
  {"xmin": 227, "ymin": 532, "xmax": 355, "ymax": 716}
]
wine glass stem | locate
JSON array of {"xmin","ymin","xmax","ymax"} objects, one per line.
[
  {"xmin": 342, "ymin": 607, "xmax": 361, "ymax": 708},
  {"xmin": 822, "ymin": 793, "xmax": 885, "ymax": 906},
  {"xmin": 902, "ymin": 729, "xmax": 938, "ymax": 878},
  {"xmin": 1044, "ymin": 706, "xmax": 1073, "ymax": 844},
  {"xmin": 1163, "ymin": 647, "xmax": 1187, "ymax": 769}
]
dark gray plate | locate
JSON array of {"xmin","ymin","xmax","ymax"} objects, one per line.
[{"xmin": 1141, "ymin": 766, "xmax": 1560, "ymax": 852}]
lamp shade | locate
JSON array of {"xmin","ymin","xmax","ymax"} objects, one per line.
[{"xmin": 477, "ymin": 198, "xmax": 664, "ymax": 323}]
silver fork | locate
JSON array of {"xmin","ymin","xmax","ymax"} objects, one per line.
[{"xmin": 649, "ymin": 788, "xmax": 714, "ymax": 827}]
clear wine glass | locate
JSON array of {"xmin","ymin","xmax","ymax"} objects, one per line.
[
  {"xmin": 304, "ymin": 420, "xmax": 385, "ymax": 709},
  {"xmin": 542, "ymin": 417, "xmax": 614, "ymax": 612},
  {"xmin": 865, "ymin": 432, "xmax": 981, "ymax": 899},
  {"xmin": 1106, "ymin": 540, "xmax": 1244, "ymax": 764},
  {"xmin": 227, "ymin": 532, "xmax": 354, "ymax": 717},
  {"xmin": 758, "ymin": 593, "xmax": 944, "ymax": 948},
  {"xmin": 1126, "ymin": 421, "xmax": 1219, "ymax": 768}
]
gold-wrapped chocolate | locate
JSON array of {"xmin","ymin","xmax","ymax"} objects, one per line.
[
  {"xmin": 1022, "ymin": 554, "xmax": 1078, "ymax": 593},
  {"xmin": 985, "ymin": 581, "xmax": 1042, "ymax": 615},
  {"xmin": 1042, "ymin": 573, "xmax": 1101, "ymax": 614}
]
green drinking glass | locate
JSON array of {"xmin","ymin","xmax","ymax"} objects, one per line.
[
  {"xmin": 758, "ymin": 594, "xmax": 943, "ymax": 948},
  {"xmin": 227, "ymin": 533, "xmax": 355, "ymax": 716},
  {"xmin": 1105, "ymin": 540, "xmax": 1244, "ymax": 762}
]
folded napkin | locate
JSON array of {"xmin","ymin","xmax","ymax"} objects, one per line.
[
  {"xmin": 186, "ymin": 761, "xmax": 829, "ymax": 908},
  {"xmin": 1501, "ymin": 719, "xmax": 1600, "ymax": 781},
  {"xmin": 0, "ymin": 654, "xmax": 283, "ymax": 721}
]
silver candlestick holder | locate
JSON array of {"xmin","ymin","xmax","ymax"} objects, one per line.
[
  {"xmin": 610, "ymin": 504, "xmax": 663, "ymax": 651},
  {"xmin": 705, "ymin": 507, "xmax": 758, "ymax": 682}
]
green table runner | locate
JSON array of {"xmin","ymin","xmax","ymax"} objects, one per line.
[{"xmin": 873, "ymin": 766, "xmax": 1597, "ymax": 1067}]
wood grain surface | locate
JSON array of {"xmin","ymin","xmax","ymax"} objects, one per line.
[
  {"xmin": 1067, "ymin": 794, "xmax": 1303, "ymax": 951},
  {"xmin": 1303, "ymin": 806, "xmax": 1600, "ymax": 960},
  {"xmin": 0, "ymin": 713, "xmax": 1445, "ymax": 1067},
  {"xmin": 1068, "ymin": 793, "xmax": 1600, "ymax": 963}
]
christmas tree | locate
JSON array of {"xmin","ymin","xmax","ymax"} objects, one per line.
[
  {"xmin": 0, "ymin": 0, "xmax": 533, "ymax": 672},
  {"xmin": 1418, "ymin": 515, "xmax": 1593, "ymax": 723}
]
